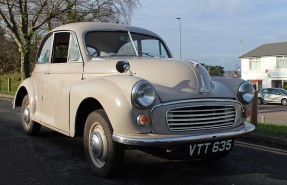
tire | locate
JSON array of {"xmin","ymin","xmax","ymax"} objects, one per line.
[
  {"xmin": 84, "ymin": 109, "xmax": 124, "ymax": 177},
  {"xmin": 258, "ymin": 98, "xmax": 263, "ymax": 105},
  {"xmin": 21, "ymin": 95, "xmax": 41, "ymax": 135},
  {"xmin": 281, "ymin": 99, "xmax": 287, "ymax": 106}
]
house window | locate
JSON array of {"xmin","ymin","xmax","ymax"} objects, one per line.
[
  {"xmin": 276, "ymin": 56, "xmax": 287, "ymax": 68},
  {"xmin": 249, "ymin": 58, "xmax": 261, "ymax": 71}
]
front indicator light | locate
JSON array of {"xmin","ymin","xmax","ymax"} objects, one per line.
[
  {"xmin": 243, "ymin": 108, "xmax": 251, "ymax": 118},
  {"xmin": 137, "ymin": 114, "xmax": 150, "ymax": 126}
]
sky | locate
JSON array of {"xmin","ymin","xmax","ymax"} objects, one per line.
[{"xmin": 131, "ymin": 0, "xmax": 287, "ymax": 71}]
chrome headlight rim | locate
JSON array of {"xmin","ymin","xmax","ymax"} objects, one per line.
[
  {"xmin": 238, "ymin": 82, "xmax": 254, "ymax": 104},
  {"xmin": 132, "ymin": 80, "xmax": 156, "ymax": 109}
]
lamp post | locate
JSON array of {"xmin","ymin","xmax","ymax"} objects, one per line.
[
  {"xmin": 240, "ymin": 40, "xmax": 243, "ymax": 55},
  {"xmin": 176, "ymin": 17, "xmax": 182, "ymax": 59}
]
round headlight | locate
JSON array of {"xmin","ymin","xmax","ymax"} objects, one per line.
[
  {"xmin": 238, "ymin": 82, "xmax": 254, "ymax": 104},
  {"xmin": 132, "ymin": 81, "xmax": 156, "ymax": 108}
]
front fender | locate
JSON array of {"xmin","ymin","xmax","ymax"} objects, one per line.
[
  {"xmin": 211, "ymin": 77, "xmax": 247, "ymax": 101},
  {"xmin": 13, "ymin": 78, "xmax": 36, "ymax": 114},
  {"xmin": 69, "ymin": 75, "xmax": 149, "ymax": 136}
]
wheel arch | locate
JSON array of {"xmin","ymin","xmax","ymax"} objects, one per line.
[
  {"xmin": 74, "ymin": 98, "xmax": 103, "ymax": 137},
  {"xmin": 13, "ymin": 78, "xmax": 36, "ymax": 114},
  {"xmin": 69, "ymin": 76, "xmax": 142, "ymax": 137},
  {"xmin": 14, "ymin": 86, "xmax": 28, "ymax": 107}
]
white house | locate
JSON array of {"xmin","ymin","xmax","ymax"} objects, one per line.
[{"xmin": 240, "ymin": 42, "xmax": 287, "ymax": 90}]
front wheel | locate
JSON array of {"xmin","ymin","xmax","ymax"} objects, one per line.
[
  {"xmin": 282, "ymin": 99, "xmax": 287, "ymax": 106},
  {"xmin": 84, "ymin": 109, "xmax": 124, "ymax": 177},
  {"xmin": 21, "ymin": 95, "xmax": 41, "ymax": 135},
  {"xmin": 258, "ymin": 98, "xmax": 263, "ymax": 105}
]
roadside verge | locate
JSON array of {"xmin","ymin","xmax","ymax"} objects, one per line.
[{"xmin": 0, "ymin": 94, "xmax": 14, "ymax": 100}]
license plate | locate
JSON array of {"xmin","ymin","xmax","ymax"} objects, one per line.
[{"xmin": 189, "ymin": 139, "xmax": 234, "ymax": 157}]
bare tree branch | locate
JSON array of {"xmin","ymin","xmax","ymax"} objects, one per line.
[{"xmin": 0, "ymin": 0, "xmax": 140, "ymax": 80}]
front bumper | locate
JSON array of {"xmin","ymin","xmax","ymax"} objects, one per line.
[{"xmin": 113, "ymin": 122, "xmax": 255, "ymax": 146}]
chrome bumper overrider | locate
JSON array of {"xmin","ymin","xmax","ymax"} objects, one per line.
[{"xmin": 113, "ymin": 122, "xmax": 255, "ymax": 146}]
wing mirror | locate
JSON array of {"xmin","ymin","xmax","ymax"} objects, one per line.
[
  {"xmin": 116, "ymin": 60, "xmax": 130, "ymax": 73},
  {"xmin": 116, "ymin": 60, "xmax": 134, "ymax": 76}
]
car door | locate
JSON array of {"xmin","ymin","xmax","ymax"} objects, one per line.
[
  {"xmin": 260, "ymin": 89, "xmax": 269, "ymax": 101},
  {"xmin": 32, "ymin": 34, "xmax": 53, "ymax": 122},
  {"xmin": 41, "ymin": 32, "xmax": 83, "ymax": 133},
  {"xmin": 268, "ymin": 89, "xmax": 281, "ymax": 103}
]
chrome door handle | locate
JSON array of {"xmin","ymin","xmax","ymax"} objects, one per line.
[{"xmin": 45, "ymin": 70, "xmax": 50, "ymax": 74}]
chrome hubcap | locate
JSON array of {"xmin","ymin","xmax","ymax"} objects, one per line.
[
  {"xmin": 89, "ymin": 122, "xmax": 107, "ymax": 168},
  {"xmin": 23, "ymin": 107, "xmax": 30, "ymax": 124},
  {"xmin": 91, "ymin": 132, "xmax": 103, "ymax": 158}
]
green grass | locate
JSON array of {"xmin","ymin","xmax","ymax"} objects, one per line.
[
  {"xmin": 0, "ymin": 72, "xmax": 21, "ymax": 95},
  {"xmin": 254, "ymin": 123, "xmax": 287, "ymax": 139}
]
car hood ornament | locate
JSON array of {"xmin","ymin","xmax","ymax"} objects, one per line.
[{"xmin": 199, "ymin": 75, "xmax": 209, "ymax": 95}]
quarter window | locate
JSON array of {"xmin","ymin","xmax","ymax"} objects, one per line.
[{"xmin": 68, "ymin": 35, "xmax": 81, "ymax": 62}]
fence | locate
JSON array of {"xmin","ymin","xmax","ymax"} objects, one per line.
[{"xmin": 0, "ymin": 78, "xmax": 12, "ymax": 93}]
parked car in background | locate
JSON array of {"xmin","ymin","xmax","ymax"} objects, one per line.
[
  {"xmin": 258, "ymin": 88, "xmax": 287, "ymax": 105},
  {"xmin": 13, "ymin": 22, "xmax": 255, "ymax": 177}
]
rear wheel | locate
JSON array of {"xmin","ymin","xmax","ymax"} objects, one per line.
[
  {"xmin": 282, "ymin": 99, "xmax": 287, "ymax": 106},
  {"xmin": 84, "ymin": 109, "xmax": 124, "ymax": 177},
  {"xmin": 21, "ymin": 95, "xmax": 41, "ymax": 135}
]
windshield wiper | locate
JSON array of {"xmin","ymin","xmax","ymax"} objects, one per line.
[
  {"xmin": 138, "ymin": 51, "xmax": 165, "ymax": 58},
  {"xmin": 138, "ymin": 51, "xmax": 155, "ymax": 57}
]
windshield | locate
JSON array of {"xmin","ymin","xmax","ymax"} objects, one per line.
[{"xmin": 85, "ymin": 31, "xmax": 171, "ymax": 58}]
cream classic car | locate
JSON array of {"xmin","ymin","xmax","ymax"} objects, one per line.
[{"xmin": 13, "ymin": 22, "xmax": 255, "ymax": 177}]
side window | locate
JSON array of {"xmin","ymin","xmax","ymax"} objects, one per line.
[
  {"xmin": 269, "ymin": 89, "xmax": 278, "ymax": 94},
  {"xmin": 262, "ymin": 89, "xmax": 268, "ymax": 93},
  {"xmin": 141, "ymin": 40, "xmax": 168, "ymax": 58},
  {"xmin": 38, "ymin": 35, "xmax": 53, "ymax": 63},
  {"xmin": 68, "ymin": 35, "xmax": 81, "ymax": 62},
  {"xmin": 52, "ymin": 32, "xmax": 70, "ymax": 63}
]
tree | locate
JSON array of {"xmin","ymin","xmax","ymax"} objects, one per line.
[
  {"xmin": 0, "ymin": 25, "xmax": 20, "ymax": 74},
  {"xmin": 0, "ymin": 0, "xmax": 140, "ymax": 81},
  {"xmin": 201, "ymin": 63, "xmax": 225, "ymax": 76}
]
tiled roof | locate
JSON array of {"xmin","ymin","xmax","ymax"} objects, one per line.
[{"xmin": 240, "ymin": 42, "xmax": 287, "ymax": 58}]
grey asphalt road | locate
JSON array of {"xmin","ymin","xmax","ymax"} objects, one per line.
[{"xmin": 0, "ymin": 99, "xmax": 287, "ymax": 185}]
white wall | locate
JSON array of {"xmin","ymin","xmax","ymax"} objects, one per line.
[{"xmin": 241, "ymin": 56, "xmax": 278, "ymax": 88}]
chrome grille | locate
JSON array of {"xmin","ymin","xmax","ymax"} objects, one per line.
[{"xmin": 166, "ymin": 106, "xmax": 236, "ymax": 131}]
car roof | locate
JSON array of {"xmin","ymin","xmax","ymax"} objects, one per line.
[
  {"xmin": 262, "ymin": 88, "xmax": 283, "ymax": 89},
  {"xmin": 260, "ymin": 88, "xmax": 286, "ymax": 92},
  {"xmin": 51, "ymin": 22, "xmax": 161, "ymax": 39}
]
